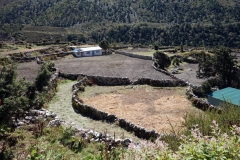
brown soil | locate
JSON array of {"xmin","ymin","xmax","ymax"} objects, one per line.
[
  {"xmin": 17, "ymin": 61, "xmax": 40, "ymax": 82},
  {"xmin": 82, "ymin": 86, "xmax": 200, "ymax": 133},
  {"xmin": 55, "ymin": 54, "xmax": 172, "ymax": 81}
]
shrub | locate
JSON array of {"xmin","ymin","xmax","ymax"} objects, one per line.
[
  {"xmin": 176, "ymin": 121, "xmax": 240, "ymax": 160},
  {"xmin": 153, "ymin": 51, "xmax": 171, "ymax": 69},
  {"xmin": 35, "ymin": 62, "xmax": 54, "ymax": 91}
]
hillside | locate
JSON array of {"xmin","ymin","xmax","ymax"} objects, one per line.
[{"xmin": 0, "ymin": 0, "xmax": 240, "ymax": 47}]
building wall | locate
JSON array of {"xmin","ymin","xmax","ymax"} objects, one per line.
[
  {"xmin": 94, "ymin": 50, "xmax": 102, "ymax": 56},
  {"xmin": 82, "ymin": 51, "xmax": 92, "ymax": 57},
  {"xmin": 73, "ymin": 52, "xmax": 82, "ymax": 57},
  {"xmin": 81, "ymin": 49, "xmax": 102, "ymax": 57}
]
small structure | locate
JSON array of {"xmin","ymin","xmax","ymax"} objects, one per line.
[
  {"xmin": 208, "ymin": 87, "xmax": 240, "ymax": 106},
  {"xmin": 72, "ymin": 46, "xmax": 102, "ymax": 57}
]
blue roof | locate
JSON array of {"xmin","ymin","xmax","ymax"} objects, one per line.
[{"xmin": 208, "ymin": 87, "xmax": 240, "ymax": 106}]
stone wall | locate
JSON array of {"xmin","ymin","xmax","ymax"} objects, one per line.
[
  {"xmin": 118, "ymin": 118, "xmax": 159, "ymax": 139},
  {"xmin": 115, "ymin": 51, "xmax": 152, "ymax": 60},
  {"xmin": 59, "ymin": 73, "xmax": 132, "ymax": 86},
  {"xmin": 185, "ymin": 86, "xmax": 221, "ymax": 113},
  {"xmin": 151, "ymin": 62, "xmax": 221, "ymax": 112},
  {"xmin": 59, "ymin": 72, "xmax": 190, "ymax": 88},
  {"xmin": 133, "ymin": 78, "xmax": 187, "ymax": 87},
  {"xmin": 71, "ymin": 77, "xmax": 159, "ymax": 139}
]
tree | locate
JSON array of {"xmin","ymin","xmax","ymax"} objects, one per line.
[
  {"xmin": 196, "ymin": 48, "xmax": 238, "ymax": 87},
  {"xmin": 0, "ymin": 59, "xmax": 31, "ymax": 124},
  {"xmin": 35, "ymin": 62, "xmax": 54, "ymax": 91},
  {"xmin": 154, "ymin": 45, "xmax": 159, "ymax": 50},
  {"xmin": 153, "ymin": 51, "xmax": 171, "ymax": 69},
  {"xmin": 99, "ymin": 39, "xmax": 110, "ymax": 54}
]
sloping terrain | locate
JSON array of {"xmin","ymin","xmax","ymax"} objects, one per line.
[
  {"xmin": 1, "ymin": 0, "xmax": 239, "ymax": 26},
  {"xmin": 48, "ymin": 80, "xmax": 138, "ymax": 140},
  {"xmin": 1, "ymin": 0, "xmax": 240, "ymax": 46}
]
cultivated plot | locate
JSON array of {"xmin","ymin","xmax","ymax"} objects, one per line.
[
  {"xmin": 80, "ymin": 85, "xmax": 201, "ymax": 133},
  {"xmin": 55, "ymin": 54, "xmax": 173, "ymax": 81}
]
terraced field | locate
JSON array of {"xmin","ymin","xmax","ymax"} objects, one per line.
[{"xmin": 54, "ymin": 54, "xmax": 173, "ymax": 81}]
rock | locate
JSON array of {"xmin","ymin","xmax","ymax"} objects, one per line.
[
  {"xmin": 171, "ymin": 69, "xmax": 178, "ymax": 74},
  {"xmin": 96, "ymin": 132, "xmax": 103, "ymax": 139},
  {"xmin": 17, "ymin": 121, "xmax": 25, "ymax": 126},
  {"xmin": 123, "ymin": 138, "xmax": 132, "ymax": 147},
  {"xmin": 25, "ymin": 116, "xmax": 33, "ymax": 120},
  {"xmin": 48, "ymin": 119, "xmax": 63, "ymax": 127}
]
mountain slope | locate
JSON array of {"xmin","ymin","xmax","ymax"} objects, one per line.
[
  {"xmin": 0, "ymin": 0, "xmax": 240, "ymax": 47},
  {"xmin": 1, "ymin": 0, "xmax": 240, "ymax": 27}
]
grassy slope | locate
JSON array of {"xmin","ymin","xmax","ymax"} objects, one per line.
[{"xmin": 47, "ymin": 80, "xmax": 139, "ymax": 141}]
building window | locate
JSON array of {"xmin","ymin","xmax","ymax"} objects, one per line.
[
  {"xmin": 96, "ymin": 50, "xmax": 100, "ymax": 54},
  {"xmin": 87, "ymin": 51, "xmax": 90, "ymax": 54}
]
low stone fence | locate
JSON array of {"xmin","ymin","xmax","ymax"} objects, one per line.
[
  {"xmin": 152, "ymin": 63, "xmax": 201, "ymax": 88},
  {"xmin": 59, "ymin": 73, "xmax": 132, "ymax": 86},
  {"xmin": 71, "ymin": 77, "xmax": 160, "ymax": 139},
  {"xmin": 185, "ymin": 86, "xmax": 221, "ymax": 113},
  {"xmin": 151, "ymin": 62, "xmax": 221, "ymax": 112},
  {"xmin": 133, "ymin": 78, "xmax": 187, "ymax": 87},
  {"xmin": 115, "ymin": 51, "xmax": 152, "ymax": 60},
  {"xmin": 59, "ymin": 72, "xmax": 190, "ymax": 87},
  {"xmin": 118, "ymin": 118, "xmax": 159, "ymax": 139}
]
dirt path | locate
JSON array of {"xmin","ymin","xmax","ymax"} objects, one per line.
[
  {"xmin": 48, "ymin": 81, "xmax": 139, "ymax": 140},
  {"xmin": 1, "ymin": 46, "xmax": 50, "ymax": 55}
]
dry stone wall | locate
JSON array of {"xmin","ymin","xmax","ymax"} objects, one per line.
[
  {"xmin": 72, "ymin": 77, "xmax": 159, "ymax": 139},
  {"xmin": 59, "ymin": 72, "xmax": 188, "ymax": 87},
  {"xmin": 115, "ymin": 51, "xmax": 153, "ymax": 60},
  {"xmin": 60, "ymin": 73, "xmax": 132, "ymax": 86},
  {"xmin": 185, "ymin": 86, "xmax": 221, "ymax": 113},
  {"xmin": 151, "ymin": 62, "xmax": 220, "ymax": 112}
]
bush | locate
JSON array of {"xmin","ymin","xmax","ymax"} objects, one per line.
[
  {"xmin": 35, "ymin": 62, "xmax": 54, "ymax": 91},
  {"xmin": 59, "ymin": 127, "xmax": 84, "ymax": 152},
  {"xmin": 153, "ymin": 51, "xmax": 171, "ymax": 69}
]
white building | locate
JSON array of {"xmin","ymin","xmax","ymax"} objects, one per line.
[{"xmin": 72, "ymin": 46, "xmax": 102, "ymax": 57}]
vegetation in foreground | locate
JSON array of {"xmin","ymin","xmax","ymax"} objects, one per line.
[{"xmin": 1, "ymin": 47, "xmax": 240, "ymax": 159}]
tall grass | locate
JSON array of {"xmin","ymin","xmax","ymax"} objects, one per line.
[{"xmin": 183, "ymin": 103, "xmax": 240, "ymax": 136}]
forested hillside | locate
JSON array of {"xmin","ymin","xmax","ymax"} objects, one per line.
[{"xmin": 1, "ymin": 0, "xmax": 240, "ymax": 47}]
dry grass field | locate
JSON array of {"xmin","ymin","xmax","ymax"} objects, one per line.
[{"xmin": 80, "ymin": 85, "xmax": 201, "ymax": 133}]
